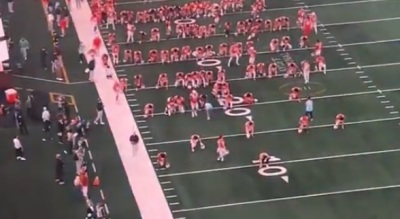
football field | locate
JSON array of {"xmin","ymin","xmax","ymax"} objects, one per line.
[{"xmin": 104, "ymin": 0, "xmax": 400, "ymax": 218}]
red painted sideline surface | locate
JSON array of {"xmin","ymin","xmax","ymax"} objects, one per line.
[{"xmin": 67, "ymin": 1, "xmax": 173, "ymax": 218}]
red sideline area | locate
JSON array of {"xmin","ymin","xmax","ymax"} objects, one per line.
[{"xmin": 67, "ymin": 1, "xmax": 174, "ymax": 218}]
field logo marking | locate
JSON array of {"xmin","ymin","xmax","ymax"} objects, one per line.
[{"xmin": 252, "ymin": 156, "xmax": 289, "ymax": 183}]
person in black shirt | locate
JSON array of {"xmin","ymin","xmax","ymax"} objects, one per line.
[
  {"xmin": 40, "ymin": 48, "xmax": 48, "ymax": 70},
  {"xmin": 57, "ymin": 116, "xmax": 65, "ymax": 144},
  {"xmin": 130, "ymin": 132, "xmax": 139, "ymax": 145},
  {"xmin": 16, "ymin": 111, "xmax": 28, "ymax": 135},
  {"xmin": 93, "ymin": 99, "xmax": 104, "ymax": 125},
  {"xmin": 55, "ymin": 154, "xmax": 65, "ymax": 185},
  {"xmin": 87, "ymin": 58, "xmax": 95, "ymax": 81}
]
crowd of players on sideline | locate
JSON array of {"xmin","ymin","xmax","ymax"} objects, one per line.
[{"xmin": 3, "ymin": 0, "xmax": 110, "ymax": 217}]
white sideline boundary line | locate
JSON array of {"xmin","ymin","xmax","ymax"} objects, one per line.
[
  {"xmin": 116, "ymin": 38, "xmax": 400, "ymax": 68},
  {"xmin": 132, "ymin": 62, "xmax": 400, "ymax": 91},
  {"xmin": 117, "ymin": 16, "xmax": 400, "ymax": 45},
  {"xmin": 173, "ymin": 183, "xmax": 400, "ymax": 212},
  {"xmin": 68, "ymin": 1, "xmax": 173, "ymax": 219},
  {"xmin": 160, "ymin": 148, "xmax": 400, "ymax": 177},
  {"xmin": 147, "ymin": 116, "xmax": 400, "ymax": 146}
]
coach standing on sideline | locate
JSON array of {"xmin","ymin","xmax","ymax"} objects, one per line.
[
  {"xmin": 93, "ymin": 99, "xmax": 104, "ymax": 125},
  {"xmin": 13, "ymin": 136, "xmax": 26, "ymax": 161},
  {"xmin": 305, "ymin": 96, "xmax": 314, "ymax": 121},
  {"xmin": 55, "ymin": 154, "xmax": 65, "ymax": 185},
  {"xmin": 86, "ymin": 58, "xmax": 95, "ymax": 82},
  {"xmin": 42, "ymin": 107, "xmax": 52, "ymax": 141}
]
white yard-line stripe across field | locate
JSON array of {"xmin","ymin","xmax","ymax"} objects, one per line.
[
  {"xmin": 160, "ymin": 148, "xmax": 400, "ymax": 177},
  {"xmin": 132, "ymin": 87, "xmax": 400, "ymax": 118},
  {"xmin": 172, "ymin": 183, "xmax": 400, "ymax": 212},
  {"xmin": 116, "ymin": 37, "xmax": 400, "ymax": 68},
  {"xmin": 126, "ymin": 62, "xmax": 400, "ymax": 91},
  {"xmin": 117, "ymin": 16, "xmax": 400, "ymax": 45},
  {"xmin": 147, "ymin": 116, "xmax": 400, "ymax": 146},
  {"xmin": 115, "ymin": 0, "xmax": 386, "ymax": 13}
]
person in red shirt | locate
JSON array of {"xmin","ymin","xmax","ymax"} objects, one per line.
[
  {"xmin": 298, "ymin": 115, "xmax": 309, "ymax": 134},
  {"xmin": 59, "ymin": 17, "xmax": 67, "ymax": 37}
]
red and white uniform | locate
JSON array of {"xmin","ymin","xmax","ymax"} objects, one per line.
[
  {"xmin": 246, "ymin": 64, "xmax": 256, "ymax": 80},
  {"xmin": 243, "ymin": 92, "xmax": 256, "ymax": 105},
  {"xmin": 285, "ymin": 63, "xmax": 298, "ymax": 78},
  {"xmin": 280, "ymin": 16, "xmax": 290, "ymax": 30},
  {"xmin": 301, "ymin": 60, "xmax": 311, "ymax": 84},
  {"xmin": 143, "ymin": 103, "xmax": 154, "ymax": 118},
  {"xmin": 165, "ymin": 97, "xmax": 175, "ymax": 116},
  {"xmin": 228, "ymin": 43, "xmax": 240, "ymax": 66},
  {"xmin": 217, "ymin": 136, "xmax": 229, "ymax": 162},
  {"xmin": 280, "ymin": 36, "xmax": 292, "ymax": 51},
  {"xmin": 268, "ymin": 62, "xmax": 277, "ymax": 78},
  {"xmin": 189, "ymin": 90, "xmax": 199, "ymax": 117},
  {"xmin": 334, "ymin": 114, "xmax": 345, "ymax": 129},
  {"xmin": 113, "ymin": 79, "xmax": 124, "ymax": 101},
  {"xmin": 181, "ymin": 46, "xmax": 191, "ymax": 60},
  {"xmin": 150, "ymin": 28, "xmax": 160, "ymax": 42},
  {"xmin": 160, "ymin": 50, "xmax": 170, "ymax": 64},
  {"xmin": 111, "ymin": 44, "xmax": 119, "ymax": 64},
  {"xmin": 298, "ymin": 115, "xmax": 309, "ymax": 134},
  {"xmin": 133, "ymin": 74, "xmax": 144, "ymax": 89},
  {"xmin": 313, "ymin": 41, "xmax": 323, "ymax": 57},
  {"xmin": 219, "ymin": 43, "xmax": 228, "ymax": 56},
  {"xmin": 273, "ymin": 17, "xmax": 282, "ymax": 31},
  {"xmin": 78, "ymin": 171, "xmax": 89, "ymax": 198},
  {"xmin": 126, "ymin": 23, "xmax": 135, "ymax": 43},
  {"xmin": 264, "ymin": 19, "xmax": 272, "ymax": 32},
  {"xmin": 190, "ymin": 134, "xmax": 205, "ymax": 152},
  {"xmin": 245, "ymin": 120, "xmax": 255, "ymax": 139},
  {"xmin": 133, "ymin": 51, "xmax": 143, "ymax": 64},
  {"xmin": 315, "ymin": 55, "xmax": 326, "ymax": 74},
  {"xmin": 269, "ymin": 38, "xmax": 279, "ymax": 52},
  {"xmin": 256, "ymin": 63, "xmax": 266, "ymax": 77},
  {"xmin": 157, "ymin": 152, "xmax": 170, "ymax": 168},
  {"xmin": 148, "ymin": 50, "xmax": 158, "ymax": 63},
  {"xmin": 156, "ymin": 73, "xmax": 168, "ymax": 89},
  {"xmin": 297, "ymin": 8, "xmax": 306, "ymax": 27},
  {"xmin": 299, "ymin": 35, "xmax": 309, "ymax": 48},
  {"xmin": 289, "ymin": 87, "xmax": 301, "ymax": 101},
  {"xmin": 224, "ymin": 93, "xmax": 233, "ymax": 109},
  {"xmin": 302, "ymin": 18, "xmax": 312, "ymax": 37},
  {"xmin": 258, "ymin": 152, "xmax": 270, "ymax": 169},
  {"xmin": 248, "ymin": 46, "xmax": 256, "ymax": 64},
  {"xmin": 309, "ymin": 12, "xmax": 318, "ymax": 33},
  {"xmin": 123, "ymin": 49, "xmax": 132, "ymax": 63},
  {"xmin": 170, "ymin": 47, "xmax": 180, "ymax": 62},
  {"xmin": 174, "ymin": 72, "xmax": 185, "ymax": 87}
]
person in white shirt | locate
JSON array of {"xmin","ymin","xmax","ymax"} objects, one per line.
[
  {"xmin": 305, "ymin": 96, "xmax": 314, "ymax": 121},
  {"xmin": 42, "ymin": 107, "xmax": 52, "ymax": 141},
  {"xmin": 13, "ymin": 136, "xmax": 26, "ymax": 161}
]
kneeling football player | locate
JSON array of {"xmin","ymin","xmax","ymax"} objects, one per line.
[{"xmin": 157, "ymin": 152, "xmax": 170, "ymax": 169}]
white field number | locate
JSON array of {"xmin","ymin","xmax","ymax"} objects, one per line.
[
  {"xmin": 219, "ymin": 96, "xmax": 251, "ymax": 117},
  {"xmin": 252, "ymin": 156, "xmax": 289, "ymax": 183}
]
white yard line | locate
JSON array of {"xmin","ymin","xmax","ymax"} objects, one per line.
[
  {"xmin": 117, "ymin": 16, "xmax": 400, "ymax": 45},
  {"xmin": 130, "ymin": 62, "xmax": 400, "ymax": 91},
  {"xmin": 133, "ymin": 87, "xmax": 400, "ymax": 118},
  {"xmin": 173, "ymin": 183, "xmax": 400, "ymax": 212},
  {"xmin": 116, "ymin": 38, "xmax": 400, "ymax": 68},
  {"xmin": 115, "ymin": 0, "xmax": 387, "ymax": 13},
  {"xmin": 147, "ymin": 116, "xmax": 400, "ymax": 146},
  {"xmin": 160, "ymin": 148, "xmax": 400, "ymax": 177}
]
